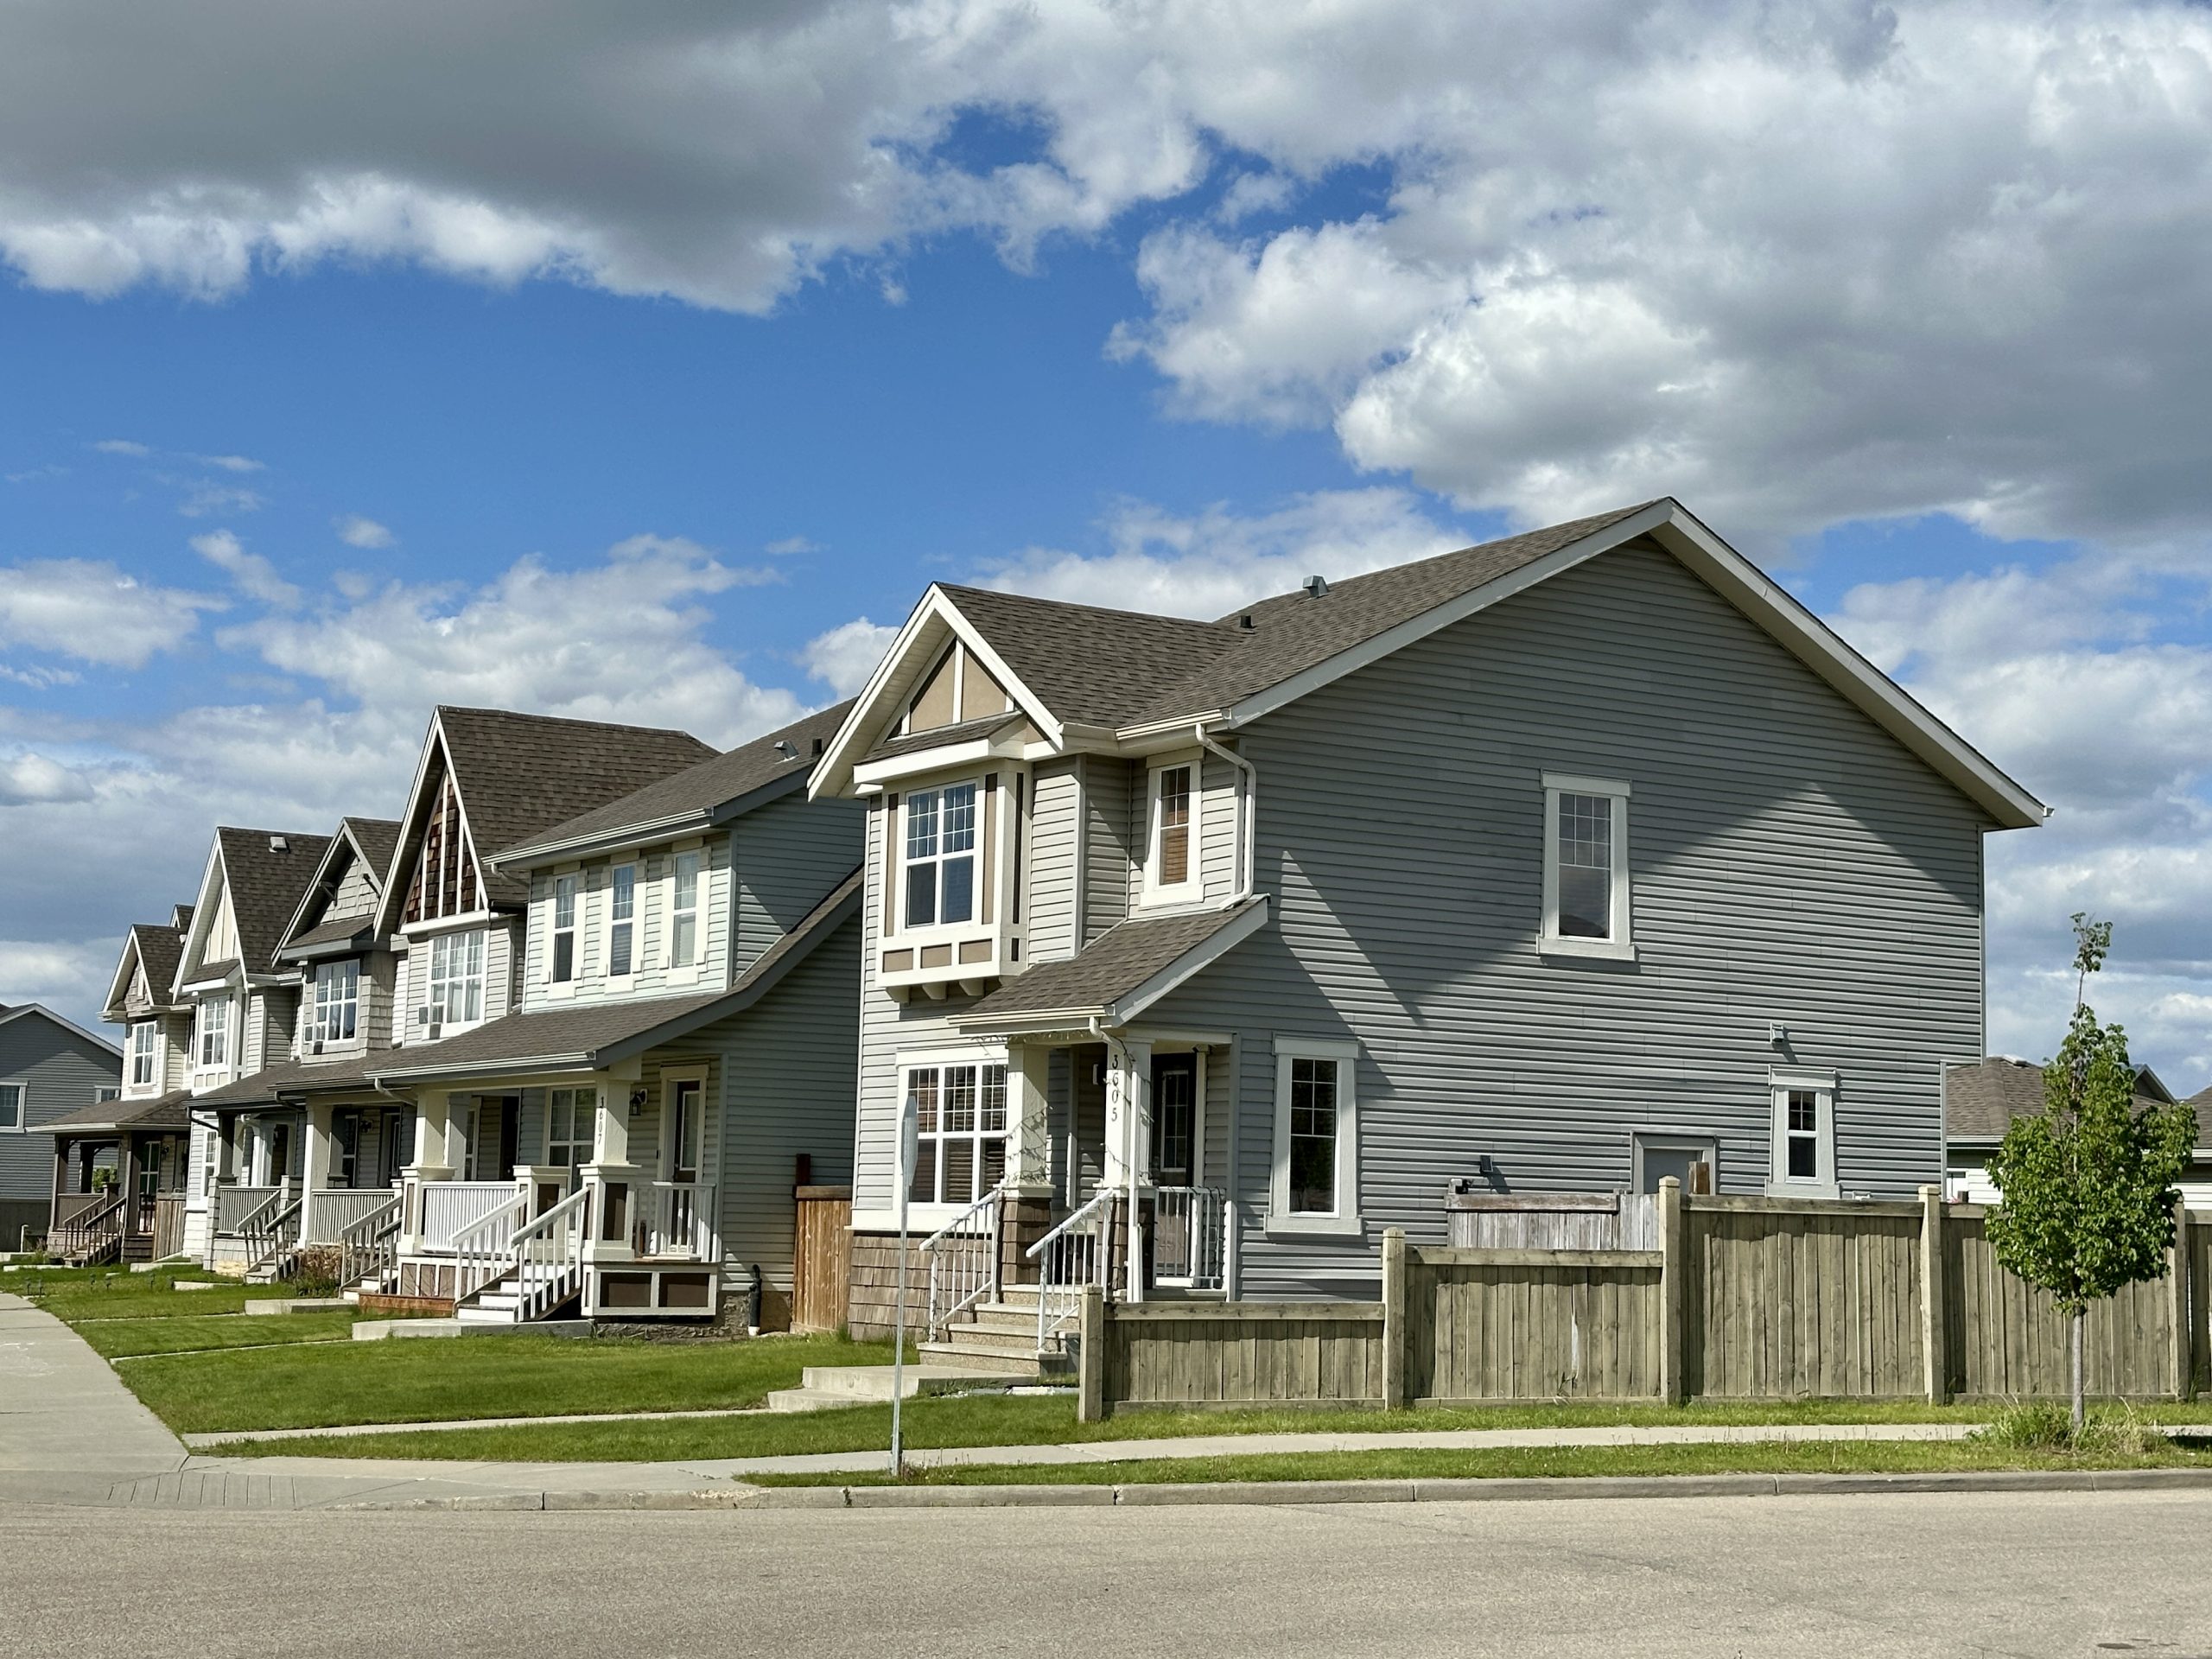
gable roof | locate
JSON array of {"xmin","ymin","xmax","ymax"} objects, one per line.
[
  {"xmin": 104, "ymin": 918, "xmax": 191, "ymax": 1019},
  {"xmin": 955, "ymin": 898, "xmax": 1270, "ymax": 1031},
  {"xmin": 492, "ymin": 702, "xmax": 857, "ymax": 868},
  {"xmin": 377, "ymin": 707, "xmax": 718, "ymax": 925},
  {"xmin": 1944, "ymin": 1056, "xmax": 2177, "ymax": 1144},
  {"xmin": 42, "ymin": 1087, "xmax": 191, "ymax": 1135},
  {"xmin": 276, "ymin": 816, "xmax": 403, "ymax": 960},
  {"xmin": 215, "ymin": 827, "xmax": 334, "ymax": 973},
  {"xmin": 811, "ymin": 499, "xmax": 2046, "ymax": 830},
  {"xmin": 0, "ymin": 1001, "xmax": 123, "ymax": 1060}
]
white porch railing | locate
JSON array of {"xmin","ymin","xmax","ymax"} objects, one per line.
[
  {"xmin": 241, "ymin": 1193, "xmax": 302, "ymax": 1277},
  {"xmin": 1027, "ymin": 1187, "xmax": 1115, "ymax": 1352},
  {"xmin": 1151, "ymin": 1185, "xmax": 1230, "ymax": 1290},
  {"xmin": 308, "ymin": 1186, "xmax": 401, "ymax": 1243},
  {"xmin": 448, "ymin": 1190, "xmax": 528, "ymax": 1302},
  {"xmin": 334, "ymin": 1193, "xmax": 402, "ymax": 1291},
  {"xmin": 921, "ymin": 1185, "xmax": 1001, "ymax": 1339},
  {"xmin": 643, "ymin": 1181, "xmax": 718, "ymax": 1261},
  {"xmin": 214, "ymin": 1183, "xmax": 283, "ymax": 1235},
  {"xmin": 512, "ymin": 1186, "xmax": 590, "ymax": 1321},
  {"xmin": 421, "ymin": 1181, "xmax": 524, "ymax": 1253}
]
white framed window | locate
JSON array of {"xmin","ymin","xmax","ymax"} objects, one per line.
[
  {"xmin": 546, "ymin": 1086, "xmax": 594, "ymax": 1168},
  {"xmin": 424, "ymin": 930, "xmax": 485, "ymax": 1026},
  {"xmin": 550, "ymin": 875, "xmax": 579, "ymax": 983},
  {"xmin": 1769, "ymin": 1070, "xmax": 1839, "ymax": 1198},
  {"xmin": 1268, "ymin": 1037, "xmax": 1361, "ymax": 1236},
  {"xmin": 1142, "ymin": 761, "xmax": 1202, "ymax": 905},
  {"xmin": 607, "ymin": 863, "xmax": 637, "ymax": 978},
  {"xmin": 128, "ymin": 1020, "xmax": 156, "ymax": 1087},
  {"xmin": 901, "ymin": 782, "xmax": 978, "ymax": 931},
  {"xmin": 904, "ymin": 1059, "xmax": 1007, "ymax": 1206},
  {"xmin": 1541, "ymin": 772, "xmax": 1634, "ymax": 960},
  {"xmin": 95, "ymin": 1085, "xmax": 121, "ymax": 1103},
  {"xmin": 669, "ymin": 852, "xmax": 701, "ymax": 969},
  {"xmin": 0, "ymin": 1083, "xmax": 21, "ymax": 1131},
  {"xmin": 195, "ymin": 996, "xmax": 231, "ymax": 1071},
  {"xmin": 310, "ymin": 959, "xmax": 359, "ymax": 1045}
]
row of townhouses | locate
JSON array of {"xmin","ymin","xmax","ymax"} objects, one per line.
[{"xmin": 37, "ymin": 498, "xmax": 2059, "ymax": 1369}]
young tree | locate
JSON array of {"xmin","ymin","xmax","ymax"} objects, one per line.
[{"xmin": 1986, "ymin": 915, "xmax": 2196, "ymax": 1431}]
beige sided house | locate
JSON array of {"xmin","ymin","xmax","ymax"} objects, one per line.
[{"xmin": 810, "ymin": 497, "xmax": 2046, "ymax": 1370}]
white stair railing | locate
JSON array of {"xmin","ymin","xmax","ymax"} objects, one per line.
[
  {"xmin": 242, "ymin": 1192, "xmax": 302, "ymax": 1279},
  {"xmin": 511, "ymin": 1185, "xmax": 590, "ymax": 1321},
  {"xmin": 920, "ymin": 1184, "xmax": 1002, "ymax": 1339},
  {"xmin": 1150, "ymin": 1185, "xmax": 1229, "ymax": 1289},
  {"xmin": 1027, "ymin": 1187, "xmax": 1116, "ymax": 1353},
  {"xmin": 334, "ymin": 1193, "xmax": 402, "ymax": 1292},
  {"xmin": 448, "ymin": 1190, "xmax": 527, "ymax": 1303}
]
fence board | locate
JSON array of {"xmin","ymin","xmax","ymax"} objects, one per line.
[
  {"xmin": 1948, "ymin": 1213, "xmax": 2174, "ymax": 1398},
  {"xmin": 791, "ymin": 1185, "xmax": 850, "ymax": 1333}
]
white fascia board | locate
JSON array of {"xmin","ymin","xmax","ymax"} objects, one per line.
[
  {"xmin": 492, "ymin": 808, "xmax": 714, "ymax": 873},
  {"xmin": 1649, "ymin": 507, "xmax": 2047, "ymax": 830},
  {"xmin": 810, "ymin": 588, "xmax": 1065, "ymax": 801},
  {"xmin": 0, "ymin": 1002, "xmax": 124, "ymax": 1058},
  {"xmin": 102, "ymin": 931, "xmax": 144, "ymax": 1023},
  {"xmin": 1108, "ymin": 898, "xmax": 1271, "ymax": 1023},
  {"xmin": 172, "ymin": 837, "xmax": 229, "ymax": 1001},
  {"xmin": 371, "ymin": 715, "xmax": 453, "ymax": 937},
  {"xmin": 851, "ymin": 735, "xmax": 1024, "ymax": 789}
]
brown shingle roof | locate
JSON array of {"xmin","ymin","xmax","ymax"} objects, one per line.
[
  {"xmin": 1945, "ymin": 1056, "xmax": 2176, "ymax": 1143},
  {"xmin": 216, "ymin": 827, "xmax": 334, "ymax": 971},
  {"xmin": 129, "ymin": 923, "xmax": 187, "ymax": 1005},
  {"xmin": 42, "ymin": 1089, "xmax": 194, "ymax": 1135},
  {"xmin": 493, "ymin": 702, "xmax": 855, "ymax": 865},
  {"xmin": 344, "ymin": 817, "xmax": 402, "ymax": 885},
  {"xmin": 191, "ymin": 1058, "xmax": 374, "ymax": 1108},
  {"xmin": 960, "ymin": 899, "xmax": 1265, "ymax": 1023}
]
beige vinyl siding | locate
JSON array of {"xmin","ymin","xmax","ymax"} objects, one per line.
[
  {"xmin": 734, "ymin": 793, "xmax": 863, "ymax": 973},
  {"xmin": 484, "ymin": 921, "xmax": 516, "ymax": 1022},
  {"xmin": 1147, "ymin": 537, "xmax": 1991, "ymax": 1300},
  {"xmin": 1027, "ymin": 760, "xmax": 1082, "ymax": 963},
  {"xmin": 391, "ymin": 948, "xmax": 416, "ymax": 1044},
  {"xmin": 327, "ymin": 855, "xmax": 379, "ymax": 920}
]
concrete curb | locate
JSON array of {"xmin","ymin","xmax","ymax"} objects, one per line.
[{"xmin": 334, "ymin": 1465, "xmax": 2212, "ymax": 1513}]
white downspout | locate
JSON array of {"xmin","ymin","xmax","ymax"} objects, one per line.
[{"xmin": 1194, "ymin": 723, "xmax": 1256, "ymax": 903}]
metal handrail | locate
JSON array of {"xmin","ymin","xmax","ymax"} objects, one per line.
[
  {"xmin": 511, "ymin": 1185, "xmax": 590, "ymax": 1322},
  {"xmin": 920, "ymin": 1184, "xmax": 1003, "ymax": 1339},
  {"xmin": 1027, "ymin": 1187, "xmax": 1116, "ymax": 1352},
  {"xmin": 448, "ymin": 1191, "xmax": 528, "ymax": 1303}
]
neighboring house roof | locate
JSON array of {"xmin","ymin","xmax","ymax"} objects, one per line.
[
  {"xmin": 189, "ymin": 1058, "xmax": 372, "ymax": 1109},
  {"xmin": 346, "ymin": 816, "xmax": 403, "ymax": 883},
  {"xmin": 175, "ymin": 827, "xmax": 334, "ymax": 984},
  {"xmin": 955, "ymin": 898, "xmax": 1270, "ymax": 1030},
  {"xmin": 105, "ymin": 918, "xmax": 193, "ymax": 1020},
  {"xmin": 184, "ymin": 957, "xmax": 240, "ymax": 988},
  {"xmin": 814, "ymin": 498, "xmax": 2047, "ymax": 830},
  {"xmin": 276, "ymin": 815, "xmax": 404, "ymax": 961},
  {"xmin": 42, "ymin": 1088, "xmax": 193, "ymax": 1135},
  {"xmin": 1944, "ymin": 1056, "xmax": 2177, "ymax": 1144},
  {"xmin": 0, "ymin": 1001, "xmax": 123, "ymax": 1060},
  {"xmin": 285, "ymin": 915, "xmax": 376, "ymax": 952},
  {"xmin": 493, "ymin": 702, "xmax": 857, "ymax": 868}
]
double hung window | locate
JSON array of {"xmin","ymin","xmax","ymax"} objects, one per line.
[
  {"xmin": 1768, "ymin": 1071, "xmax": 1839, "ymax": 1197},
  {"xmin": 607, "ymin": 864, "xmax": 636, "ymax": 978},
  {"xmin": 670, "ymin": 853, "xmax": 700, "ymax": 969},
  {"xmin": 550, "ymin": 875, "xmax": 578, "ymax": 983},
  {"xmin": 1145, "ymin": 763, "xmax": 1199, "ymax": 902},
  {"xmin": 546, "ymin": 1087, "xmax": 594, "ymax": 1167},
  {"xmin": 128, "ymin": 1021, "xmax": 156, "ymax": 1087},
  {"xmin": 903, "ymin": 784, "xmax": 976, "ymax": 930},
  {"xmin": 425, "ymin": 930, "xmax": 485, "ymax": 1026},
  {"xmin": 195, "ymin": 997, "xmax": 231, "ymax": 1070},
  {"xmin": 311, "ymin": 959, "xmax": 359, "ymax": 1044},
  {"xmin": 1541, "ymin": 774, "xmax": 1633, "ymax": 957},
  {"xmin": 0, "ymin": 1084, "xmax": 20, "ymax": 1131},
  {"xmin": 904, "ymin": 1061, "xmax": 1007, "ymax": 1205},
  {"xmin": 1269, "ymin": 1039, "xmax": 1361, "ymax": 1233}
]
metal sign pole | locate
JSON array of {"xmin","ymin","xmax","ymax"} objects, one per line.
[{"xmin": 890, "ymin": 1096, "xmax": 918, "ymax": 1480}]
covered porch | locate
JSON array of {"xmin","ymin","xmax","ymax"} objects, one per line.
[{"xmin": 41, "ymin": 1092, "xmax": 194, "ymax": 1266}]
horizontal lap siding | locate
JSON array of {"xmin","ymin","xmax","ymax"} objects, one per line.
[
  {"xmin": 1411, "ymin": 1255, "xmax": 1662, "ymax": 1402},
  {"xmin": 1083, "ymin": 757, "xmax": 1133, "ymax": 944},
  {"xmin": 0, "ymin": 1017, "xmax": 119, "ymax": 1205},
  {"xmin": 1147, "ymin": 539, "xmax": 1988, "ymax": 1300},
  {"xmin": 1027, "ymin": 761, "xmax": 1081, "ymax": 963},
  {"xmin": 736, "ymin": 795, "xmax": 865, "ymax": 972}
]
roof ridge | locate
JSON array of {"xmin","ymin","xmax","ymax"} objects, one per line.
[
  {"xmin": 938, "ymin": 582, "xmax": 1241, "ymax": 636},
  {"xmin": 434, "ymin": 703, "xmax": 710, "ymax": 744}
]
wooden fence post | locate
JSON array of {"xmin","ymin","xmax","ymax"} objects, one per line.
[
  {"xmin": 2171, "ymin": 1198, "xmax": 2194, "ymax": 1402},
  {"xmin": 1381, "ymin": 1227, "xmax": 1408, "ymax": 1409},
  {"xmin": 1919, "ymin": 1184, "xmax": 1948, "ymax": 1404},
  {"xmin": 1658, "ymin": 1176, "xmax": 1686, "ymax": 1405},
  {"xmin": 1077, "ymin": 1283, "xmax": 1107, "ymax": 1423}
]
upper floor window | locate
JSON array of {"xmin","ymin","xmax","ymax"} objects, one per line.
[
  {"xmin": 1540, "ymin": 773, "xmax": 1633, "ymax": 960},
  {"xmin": 607, "ymin": 863, "xmax": 637, "ymax": 978},
  {"xmin": 906, "ymin": 1061, "xmax": 1007, "ymax": 1205},
  {"xmin": 1144, "ymin": 762, "xmax": 1200, "ymax": 903},
  {"xmin": 96, "ymin": 1085, "xmax": 121, "ymax": 1104},
  {"xmin": 903, "ymin": 784, "xmax": 976, "ymax": 930},
  {"xmin": 128, "ymin": 1020, "xmax": 156, "ymax": 1087},
  {"xmin": 546, "ymin": 1087, "xmax": 594, "ymax": 1167},
  {"xmin": 195, "ymin": 996, "xmax": 231, "ymax": 1070},
  {"xmin": 311, "ymin": 959, "xmax": 359, "ymax": 1044},
  {"xmin": 1769, "ymin": 1071, "xmax": 1839, "ymax": 1198},
  {"xmin": 424, "ymin": 930, "xmax": 484, "ymax": 1026},
  {"xmin": 670, "ymin": 853, "xmax": 701, "ymax": 969},
  {"xmin": 550, "ymin": 875, "xmax": 579, "ymax": 983},
  {"xmin": 0, "ymin": 1083, "xmax": 21, "ymax": 1130}
]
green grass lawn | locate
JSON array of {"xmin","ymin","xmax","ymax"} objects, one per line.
[
  {"xmin": 79, "ymin": 1311, "xmax": 361, "ymax": 1358},
  {"xmin": 19, "ymin": 1267, "xmax": 307, "ymax": 1322},
  {"xmin": 755, "ymin": 1437, "xmax": 2212, "ymax": 1489},
  {"xmin": 126, "ymin": 1331, "xmax": 899, "ymax": 1433}
]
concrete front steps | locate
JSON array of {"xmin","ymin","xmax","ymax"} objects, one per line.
[{"xmin": 766, "ymin": 1363, "xmax": 1039, "ymax": 1414}]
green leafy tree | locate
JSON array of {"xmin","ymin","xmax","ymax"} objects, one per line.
[{"xmin": 1986, "ymin": 914, "xmax": 2196, "ymax": 1431}]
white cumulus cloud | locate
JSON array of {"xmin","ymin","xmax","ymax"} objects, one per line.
[
  {"xmin": 0, "ymin": 559, "xmax": 224, "ymax": 667},
  {"xmin": 803, "ymin": 618, "xmax": 900, "ymax": 697},
  {"xmin": 191, "ymin": 529, "xmax": 300, "ymax": 608},
  {"xmin": 335, "ymin": 514, "xmax": 395, "ymax": 550}
]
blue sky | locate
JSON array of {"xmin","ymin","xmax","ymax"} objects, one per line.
[{"xmin": 2, "ymin": 1, "xmax": 2209, "ymax": 1083}]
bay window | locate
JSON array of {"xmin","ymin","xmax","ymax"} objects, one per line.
[
  {"xmin": 195, "ymin": 996, "xmax": 231, "ymax": 1071},
  {"xmin": 905, "ymin": 1060, "xmax": 1007, "ymax": 1205},
  {"xmin": 902, "ymin": 783, "xmax": 976, "ymax": 930},
  {"xmin": 128, "ymin": 1020, "xmax": 156, "ymax": 1087}
]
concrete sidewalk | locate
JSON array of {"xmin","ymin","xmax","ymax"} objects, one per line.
[{"xmin": 0, "ymin": 1293, "xmax": 187, "ymax": 1476}]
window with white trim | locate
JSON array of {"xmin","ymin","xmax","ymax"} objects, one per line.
[
  {"xmin": 310, "ymin": 959, "xmax": 359, "ymax": 1044},
  {"xmin": 424, "ymin": 930, "xmax": 485, "ymax": 1026},
  {"xmin": 1268, "ymin": 1039, "xmax": 1361, "ymax": 1232},
  {"xmin": 194, "ymin": 996, "xmax": 231, "ymax": 1070},
  {"xmin": 1541, "ymin": 773, "xmax": 1633, "ymax": 957},
  {"xmin": 0, "ymin": 1084, "xmax": 21, "ymax": 1130},
  {"xmin": 607, "ymin": 863, "xmax": 637, "ymax": 978},
  {"xmin": 546, "ymin": 1087, "xmax": 594, "ymax": 1167},
  {"xmin": 1143, "ymin": 762, "xmax": 1201, "ymax": 904},
  {"xmin": 128, "ymin": 1021, "xmax": 156, "ymax": 1087},
  {"xmin": 1769, "ymin": 1071, "xmax": 1839, "ymax": 1197},
  {"xmin": 902, "ymin": 783, "xmax": 977, "ymax": 930},
  {"xmin": 550, "ymin": 875, "xmax": 579, "ymax": 983},
  {"xmin": 670, "ymin": 852, "xmax": 700, "ymax": 969},
  {"xmin": 905, "ymin": 1061, "xmax": 1007, "ymax": 1205},
  {"xmin": 95, "ymin": 1085, "xmax": 121, "ymax": 1103}
]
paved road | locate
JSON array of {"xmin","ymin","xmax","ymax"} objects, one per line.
[{"xmin": 4, "ymin": 1488, "xmax": 2207, "ymax": 1657}]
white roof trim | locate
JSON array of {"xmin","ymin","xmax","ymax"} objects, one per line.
[
  {"xmin": 1109, "ymin": 898, "xmax": 1271, "ymax": 1023},
  {"xmin": 373, "ymin": 712, "xmax": 497, "ymax": 935},
  {"xmin": 0, "ymin": 1002, "xmax": 124, "ymax": 1058},
  {"xmin": 102, "ymin": 929, "xmax": 145, "ymax": 1020},
  {"xmin": 171, "ymin": 835, "xmax": 231, "ymax": 999},
  {"xmin": 277, "ymin": 820, "xmax": 385, "ymax": 957},
  {"xmin": 811, "ymin": 587, "xmax": 1065, "ymax": 800}
]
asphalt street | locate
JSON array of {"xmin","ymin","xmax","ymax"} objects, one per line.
[{"xmin": 4, "ymin": 1487, "xmax": 2208, "ymax": 1658}]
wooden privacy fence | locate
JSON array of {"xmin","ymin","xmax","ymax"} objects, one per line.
[
  {"xmin": 791, "ymin": 1184, "xmax": 852, "ymax": 1334},
  {"xmin": 1072, "ymin": 1185, "xmax": 2203, "ymax": 1420}
]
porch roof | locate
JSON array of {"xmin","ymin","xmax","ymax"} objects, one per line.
[
  {"xmin": 42, "ymin": 1089, "xmax": 193, "ymax": 1135},
  {"xmin": 952, "ymin": 895, "xmax": 1269, "ymax": 1032},
  {"xmin": 191, "ymin": 1058, "xmax": 375, "ymax": 1109}
]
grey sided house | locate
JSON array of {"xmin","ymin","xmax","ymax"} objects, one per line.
[
  {"xmin": 0, "ymin": 1002, "xmax": 122, "ymax": 1250},
  {"xmin": 1942, "ymin": 1056, "xmax": 2212, "ymax": 1205},
  {"xmin": 809, "ymin": 496, "xmax": 2047, "ymax": 1360}
]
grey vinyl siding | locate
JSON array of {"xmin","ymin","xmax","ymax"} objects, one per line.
[
  {"xmin": 1146, "ymin": 538, "xmax": 1990, "ymax": 1299},
  {"xmin": 1081, "ymin": 756, "xmax": 1134, "ymax": 944},
  {"xmin": 1027, "ymin": 760, "xmax": 1082, "ymax": 963},
  {"xmin": 1198, "ymin": 753, "xmax": 1241, "ymax": 902},
  {"xmin": 0, "ymin": 1013, "xmax": 121, "ymax": 1208},
  {"xmin": 734, "ymin": 793, "xmax": 863, "ymax": 973}
]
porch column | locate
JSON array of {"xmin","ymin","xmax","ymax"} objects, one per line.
[
  {"xmin": 583, "ymin": 1077, "xmax": 639, "ymax": 1263},
  {"xmin": 115, "ymin": 1137, "xmax": 140, "ymax": 1237},
  {"xmin": 1007, "ymin": 1044, "xmax": 1053, "ymax": 1192},
  {"xmin": 399, "ymin": 1090, "xmax": 450, "ymax": 1255},
  {"xmin": 1102, "ymin": 1035, "xmax": 1152, "ymax": 1303},
  {"xmin": 300, "ymin": 1101, "xmax": 335, "ymax": 1245},
  {"xmin": 48, "ymin": 1135, "xmax": 67, "ymax": 1239}
]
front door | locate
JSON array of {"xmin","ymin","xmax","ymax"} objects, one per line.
[
  {"xmin": 668, "ymin": 1078, "xmax": 702, "ymax": 1185},
  {"xmin": 1149, "ymin": 1053, "xmax": 1198, "ymax": 1283}
]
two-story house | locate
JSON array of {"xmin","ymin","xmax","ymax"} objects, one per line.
[
  {"xmin": 810, "ymin": 498, "xmax": 2047, "ymax": 1361},
  {"xmin": 38, "ymin": 908, "xmax": 192, "ymax": 1262}
]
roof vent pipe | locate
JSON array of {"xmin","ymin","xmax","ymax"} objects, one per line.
[
  {"xmin": 1302, "ymin": 575, "xmax": 1328, "ymax": 599},
  {"xmin": 773, "ymin": 740, "xmax": 799, "ymax": 760},
  {"xmin": 1238, "ymin": 614, "xmax": 1255, "ymax": 631}
]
